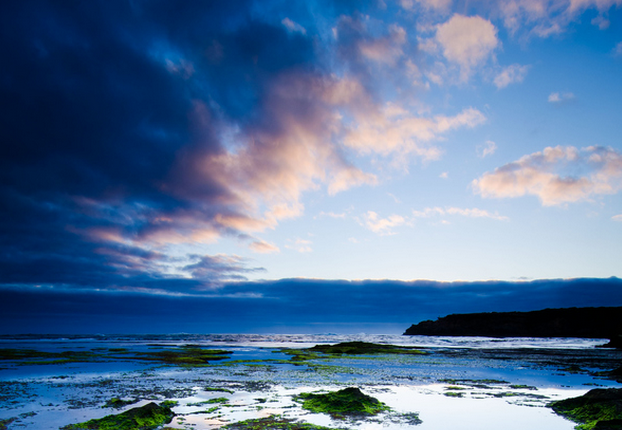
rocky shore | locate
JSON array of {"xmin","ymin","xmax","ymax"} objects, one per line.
[{"xmin": 404, "ymin": 307, "xmax": 622, "ymax": 343}]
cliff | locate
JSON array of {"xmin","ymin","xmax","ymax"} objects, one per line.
[{"xmin": 404, "ymin": 307, "xmax": 622, "ymax": 340}]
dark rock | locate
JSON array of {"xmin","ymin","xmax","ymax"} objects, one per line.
[
  {"xmin": 600, "ymin": 336, "xmax": 622, "ymax": 350},
  {"xmin": 404, "ymin": 307, "xmax": 622, "ymax": 338}
]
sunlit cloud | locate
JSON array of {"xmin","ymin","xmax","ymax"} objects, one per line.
[
  {"xmin": 360, "ymin": 211, "xmax": 407, "ymax": 235},
  {"xmin": 612, "ymin": 214, "xmax": 622, "ymax": 222},
  {"xmin": 477, "ymin": 140, "xmax": 498, "ymax": 158},
  {"xmin": 343, "ymin": 105, "xmax": 486, "ymax": 160},
  {"xmin": 473, "ymin": 146, "xmax": 622, "ymax": 206},
  {"xmin": 435, "ymin": 14, "xmax": 499, "ymax": 81},
  {"xmin": 494, "ymin": 64, "xmax": 530, "ymax": 88},
  {"xmin": 358, "ymin": 24, "xmax": 407, "ymax": 65},
  {"xmin": 249, "ymin": 240, "xmax": 280, "ymax": 254}
]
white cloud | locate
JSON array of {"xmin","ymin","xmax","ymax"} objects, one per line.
[
  {"xmin": 494, "ymin": 64, "xmax": 530, "ymax": 88},
  {"xmin": 281, "ymin": 18, "xmax": 306, "ymax": 34},
  {"xmin": 614, "ymin": 41, "xmax": 622, "ymax": 57},
  {"xmin": 435, "ymin": 14, "xmax": 499, "ymax": 81},
  {"xmin": 548, "ymin": 92, "xmax": 575, "ymax": 103},
  {"xmin": 360, "ymin": 211, "xmax": 407, "ymax": 235},
  {"xmin": 612, "ymin": 214, "xmax": 622, "ymax": 222},
  {"xmin": 439, "ymin": 172, "xmax": 449, "ymax": 179},
  {"xmin": 477, "ymin": 140, "xmax": 497, "ymax": 158},
  {"xmin": 472, "ymin": 146, "xmax": 622, "ymax": 206}
]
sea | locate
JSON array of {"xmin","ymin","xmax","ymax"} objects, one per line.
[{"xmin": 0, "ymin": 333, "xmax": 620, "ymax": 430}]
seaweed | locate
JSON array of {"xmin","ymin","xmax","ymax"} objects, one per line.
[
  {"xmin": 103, "ymin": 398, "xmax": 138, "ymax": 409},
  {"xmin": 220, "ymin": 415, "xmax": 345, "ymax": 430},
  {"xmin": 61, "ymin": 402, "xmax": 175, "ymax": 430},
  {"xmin": 549, "ymin": 388, "xmax": 622, "ymax": 430},
  {"xmin": 294, "ymin": 387, "xmax": 390, "ymax": 418},
  {"xmin": 0, "ymin": 418, "xmax": 16, "ymax": 430}
]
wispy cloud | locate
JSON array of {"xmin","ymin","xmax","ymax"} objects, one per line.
[
  {"xmin": 477, "ymin": 140, "xmax": 498, "ymax": 158},
  {"xmin": 360, "ymin": 211, "xmax": 407, "ymax": 235},
  {"xmin": 286, "ymin": 238, "xmax": 313, "ymax": 253},
  {"xmin": 412, "ymin": 207, "xmax": 509, "ymax": 221},
  {"xmin": 494, "ymin": 64, "xmax": 530, "ymax": 88},
  {"xmin": 282, "ymin": 17, "xmax": 306, "ymax": 34},
  {"xmin": 473, "ymin": 146, "xmax": 622, "ymax": 206},
  {"xmin": 614, "ymin": 41, "xmax": 622, "ymax": 57},
  {"xmin": 612, "ymin": 214, "xmax": 622, "ymax": 222},
  {"xmin": 548, "ymin": 92, "xmax": 575, "ymax": 103},
  {"xmin": 249, "ymin": 240, "xmax": 280, "ymax": 254}
]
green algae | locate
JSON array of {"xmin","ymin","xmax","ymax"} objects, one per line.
[
  {"xmin": 0, "ymin": 348, "xmax": 99, "ymax": 365},
  {"xmin": 294, "ymin": 387, "xmax": 390, "ymax": 418},
  {"xmin": 549, "ymin": 388, "xmax": 622, "ymax": 430},
  {"xmin": 0, "ymin": 418, "xmax": 16, "ymax": 430},
  {"xmin": 204, "ymin": 387, "xmax": 235, "ymax": 394},
  {"xmin": 103, "ymin": 398, "xmax": 138, "ymax": 409},
  {"xmin": 127, "ymin": 346, "xmax": 232, "ymax": 366},
  {"xmin": 61, "ymin": 402, "xmax": 175, "ymax": 430},
  {"xmin": 221, "ymin": 415, "xmax": 345, "ymax": 430},
  {"xmin": 187, "ymin": 398, "xmax": 229, "ymax": 407},
  {"xmin": 282, "ymin": 342, "xmax": 426, "ymax": 363}
]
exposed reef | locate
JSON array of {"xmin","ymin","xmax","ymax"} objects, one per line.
[
  {"xmin": 220, "ymin": 416, "xmax": 343, "ymax": 430},
  {"xmin": 281, "ymin": 341, "xmax": 426, "ymax": 362},
  {"xmin": 294, "ymin": 387, "xmax": 390, "ymax": 419},
  {"xmin": 549, "ymin": 388, "xmax": 622, "ymax": 429},
  {"xmin": 404, "ymin": 307, "xmax": 622, "ymax": 339},
  {"xmin": 61, "ymin": 401, "xmax": 175, "ymax": 429}
]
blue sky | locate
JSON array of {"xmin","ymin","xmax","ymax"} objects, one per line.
[{"xmin": 1, "ymin": 0, "xmax": 621, "ymax": 333}]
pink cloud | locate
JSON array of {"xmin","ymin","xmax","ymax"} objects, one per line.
[{"xmin": 473, "ymin": 146, "xmax": 622, "ymax": 206}]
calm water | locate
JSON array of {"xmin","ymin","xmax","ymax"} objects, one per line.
[{"xmin": 0, "ymin": 334, "xmax": 619, "ymax": 430}]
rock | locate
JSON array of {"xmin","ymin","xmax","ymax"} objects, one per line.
[
  {"xmin": 549, "ymin": 388, "xmax": 622, "ymax": 429},
  {"xmin": 294, "ymin": 387, "xmax": 390, "ymax": 418},
  {"xmin": 404, "ymin": 307, "xmax": 622, "ymax": 339},
  {"xmin": 61, "ymin": 401, "xmax": 175, "ymax": 430}
]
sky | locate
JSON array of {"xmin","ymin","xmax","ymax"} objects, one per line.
[{"xmin": 1, "ymin": 0, "xmax": 622, "ymax": 334}]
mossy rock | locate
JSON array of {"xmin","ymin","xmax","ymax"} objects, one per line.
[
  {"xmin": 295, "ymin": 387, "xmax": 390, "ymax": 418},
  {"xmin": 549, "ymin": 388, "xmax": 622, "ymax": 430},
  {"xmin": 0, "ymin": 418, "xmax": 16, "ymax": 430},
  {"xmin": 61, "ymin": 401, "xmax": 175, "ymax": 430},
  {"xmin": 221, "ymin": 416, "xmax": 342, "ymax": 430},
  {"xmin": 308, "ymin": 341, "xmax": 425, "ymax": 356},
  {"xmin": 103, "ymin": 397, "xmax": 138, "ymax": 409}
]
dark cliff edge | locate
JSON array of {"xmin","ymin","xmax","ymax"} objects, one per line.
[{"xmin": 404, "ymin": 307, "xmax": 622, "ymax": 343}]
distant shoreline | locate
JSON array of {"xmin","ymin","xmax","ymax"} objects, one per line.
[{"xmin": 404, "ymin": 307, "xmax": 622, "ymax": 344}]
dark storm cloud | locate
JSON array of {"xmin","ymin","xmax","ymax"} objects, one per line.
[
  {"xmin": 1, "ymin": 277, "xmax": 620, "ymax": 334},
  {"xmin": 0, "ymin": 0, "xmax": 323, "ymax": 289}
]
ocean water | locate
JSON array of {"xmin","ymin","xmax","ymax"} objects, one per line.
[{"xmin": 0, "ymin": 334, "xmax": 619, "ymax": 430}]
